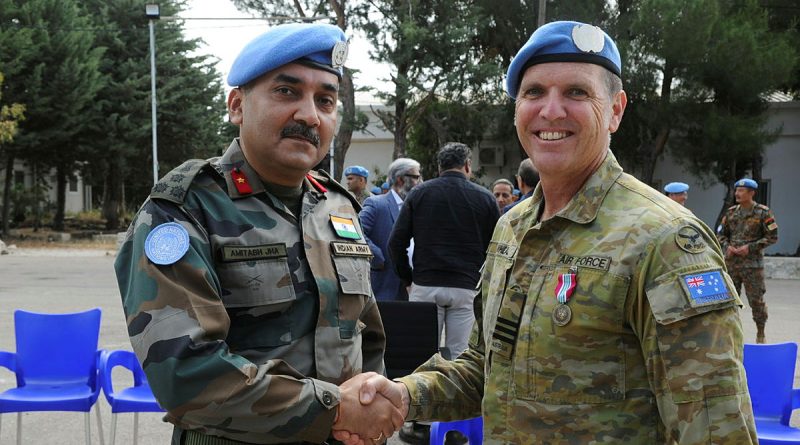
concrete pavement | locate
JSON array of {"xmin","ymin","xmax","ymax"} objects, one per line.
[{"xmin": 1, "ymin": 248, "xmax": 798, "ymax": 443}]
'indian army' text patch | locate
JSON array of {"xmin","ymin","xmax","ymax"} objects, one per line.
[
  {"xmin": 331, "ymin": 242, "xmax": 372, "ymax": 257},
  {"xmin": 220, "ymin": 243, "xmax": 287, "ymax": 262}
]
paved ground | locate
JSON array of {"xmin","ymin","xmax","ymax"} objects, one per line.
[{"xmin": 0, "ymin": 248, "xmax": 798, "ymax": 444}]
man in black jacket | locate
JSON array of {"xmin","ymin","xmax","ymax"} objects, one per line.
[{"xmin": 389, "ymin": 142, "xmax": 499, "ymax": 359}]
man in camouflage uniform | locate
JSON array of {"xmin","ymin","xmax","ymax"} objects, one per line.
[
  {"xmin": 336, "ymin": 21, "xmax": 756, "ymax": 445},
  {"xmin": 718, "ymin": 178, "xmax": 778, "ymax": 343},
  {"xmin": 114, "ymin": 23, "xmax": 403, "ymax": 445},
  {"xmin": 344, "ymin": 165, "xmax": 372, "ymax": 206}
]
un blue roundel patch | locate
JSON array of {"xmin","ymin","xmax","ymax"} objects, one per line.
[{"xmin": 145, "ymin": 222, "xmax": 190, "ymax": 265}]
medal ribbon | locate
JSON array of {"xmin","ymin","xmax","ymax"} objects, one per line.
[{"xmin": 555, "ymin": 269, "xmax": 577, "ymax": 304}]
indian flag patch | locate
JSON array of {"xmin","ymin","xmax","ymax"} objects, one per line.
[{"xmin": 330, "ymin": 215, "xmax": 360, "ymax": 240}]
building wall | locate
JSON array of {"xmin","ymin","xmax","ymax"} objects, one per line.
[
  {"xmin": 652, "ymin": 101, "xmax": 800, "ymax": 255},
  {"xmin": 0, "ymin": 159, "xmax": 90, "ymax": 217}
]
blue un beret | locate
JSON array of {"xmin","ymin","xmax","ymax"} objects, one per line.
[
  {"xmin": 381, "ymin": 182, "xmax": 390, "ymax": 190},
  {"xmin": 735, "ymin": 178, "xmax": 758, "ymax": 190},
  {"xmin": 506, "ymin": 21, "xmax": 622, "ymax": 98},
  {"xmin": 344, "ymin": 165, "xmax": 369, "ymax": 178},
  {"xmin": 228, "ymin": 23, "xmax": 348, "ymax": 87},
  {"xmin": 370, "ymin": 186, "xmax": 381, "ymax": 195},
  {"xmin": 664, "ymin": 182, "xmax": 689, "ymax": 194}
]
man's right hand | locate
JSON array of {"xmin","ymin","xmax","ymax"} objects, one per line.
[
  {"xmin": 332, "ymin": 373, "xmax": 405, "ymax": 445},
  {"xmin": 332, "ymin": 374, "xmax": 411, "ymax": 445}
]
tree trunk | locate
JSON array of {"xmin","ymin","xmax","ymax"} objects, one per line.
[
  {"xmin": 32, "ymin": 162, "xmax": 41, "ymax": 231},
  {"xmin": 2, "ymin": 153, "xmax": 14, "ymax": 237},
  {"xmin": 333, "ymin": 67, "xmax": 355, "ymax": 180},
  {"xmin": 103, "ymin": 161, "xmax": 121, "ymax": 230},
  {"xmin": 53, "ymin": 164, "xmax": 66, "ymax": 231},
  {"xmin": 393, "ymin": 99, "xmax": 408, "ymax": 160}
]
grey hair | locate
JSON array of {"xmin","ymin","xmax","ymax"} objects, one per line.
[
  {"xmin": 492, "ymin": 178, "xmax": 514, "ymax": 190},
  {"xmin": 387, "ymin": 158, "xmax": 421, "ymax": 185}
]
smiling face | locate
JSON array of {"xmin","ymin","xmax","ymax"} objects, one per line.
[
  {"xmin": 514, "ymin": 62, "xmax": 626, "ymax": 182},
  {"xmin": 227, "ymin": 62, "xmax": 339, "ymax": 186}
]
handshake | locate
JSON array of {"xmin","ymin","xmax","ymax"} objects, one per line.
[{"xmin": 331, "ymin": 372, "xmax": 410, "ymax": 445}]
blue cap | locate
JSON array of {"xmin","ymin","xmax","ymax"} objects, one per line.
[
  {"xmin": 506, "ymin": 21, "xmax": 621, "ymax": 98},
  {"xmin": 228, "ymin": 23, "xmax": 348, "ymax": 87},
  {"xmin": 344, "ymin": 165, "xmax": 369, "ymax": 178},
  {"xmin": 512, "ymin": 189, "xmax": 521, "ymax": 197},
  {"xmin": 664, "ymin": 182, "xmax": 689, "ymax": 194},
  {"xmin": 381, "ymin": 182, "xmax": 390, "ymax": 190},
  {"xmin": 734, "ymin": 178, "xmax": 758, "ymax": 190},
  {"xmin": 370, "ymin": 186, "xmax": 381, "ymax": 195}
]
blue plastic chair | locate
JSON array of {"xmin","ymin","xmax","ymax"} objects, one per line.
[
  {"xmin": 743, "ymin": 342, "xmax": 800, "ymax": 444},
  {"xmin": 100, "ymin": 350, "xmax": 164, "ymax": 445},
  {"xmin": 430, "ymin": 416, "xmax": 483, "ymax": 444},
  {"xmin": 0, "ymin": 308, "xmax": 104, "ymax": 445}
]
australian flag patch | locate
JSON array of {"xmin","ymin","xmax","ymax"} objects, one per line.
[{"xmin": 682, "ymin": 270, "xmax": 732, "ymax": 305}]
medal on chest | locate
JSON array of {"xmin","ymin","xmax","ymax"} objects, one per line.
[{"xmin": 553, "ymin": 266, "xmax": 577, "ymax": 327}]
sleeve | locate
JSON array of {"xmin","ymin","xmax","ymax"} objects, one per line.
[
  {"xmin": 359, "ymin": 198, "xmax": 385, "ymax": 270},
  {"xmin": 114, "ymin": 198, "xmax": 338, "ymax": 444},
  {"xmin": 751, "ymin": 207, "xmax": 778, "ymax": 251},
  {"xmin": 717, "ymin": 212, "xmax": 730, "ymax": 251},
  {"xmin": 629, "ymin": 219, "xmax": 757, "ymax": 444},
  {"xmin": 360, "ymin": 296, "xmax": 388, "ymax": 375},
  {"xmin": 396, "ymin": 294, "xmax": 485, "ymax": 422},
  {"xmin": 388, "ymin": 198, "xmax": 414, "ymax": 285}
]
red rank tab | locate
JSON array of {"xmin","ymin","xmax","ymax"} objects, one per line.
[
  {"xmin": 306, "ymin": 174, "xmax": 328, "ymax": 193},
  {"xmin": 231, "ymin": 168, "xmax": 253, "ymax": 195}
]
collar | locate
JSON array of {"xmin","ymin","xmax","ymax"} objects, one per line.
[
  {"xmin": 511, "ymin": 150, "xmax": 623, "ymax": 226},
  {"xmin": 218, "ymin": 139, "xmax": 267, "ymax": 199},
  {"xmin": 440, "ymin": 170, "xmax": 467, "ymax": 180},
  {"xmin": 390, "ymin": 189, "xmax": 404, "ymax": 205}
]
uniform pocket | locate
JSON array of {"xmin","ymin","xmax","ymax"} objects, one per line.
[
  {"xmin": 523, "ymin": 266, "xmax": 630, "ymax": 404},
  {"xmin": 332, "ymin": 256, "xmax": 372, "ymax": 295},
  {"xmin": 216, "ymin": 258, "xmax": 297, "ymax": 309}
]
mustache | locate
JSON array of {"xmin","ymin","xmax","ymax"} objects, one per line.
[{"xmin": 281, "ymin": 123, "xmax": 320, "ymax": 147}]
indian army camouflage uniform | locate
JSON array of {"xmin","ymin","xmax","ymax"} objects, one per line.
[
  {"xmin": 114, "ymin": 139, "xmax": 384, "ymax": 445},
  {"xmin": 397, "ymin": 152, "xmax": 757, "ymax": 444},
  {"xmin": 354, "ymin": 189, "xmax": 372, "ymax": 206},
  {"xmin": 718, "ymin": 201, "xmax": 778, "ymax": 332}
]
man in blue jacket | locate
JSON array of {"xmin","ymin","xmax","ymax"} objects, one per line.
[{"xmin": 360, "ymin": 157, "xmax": 422, "ymax": 301}]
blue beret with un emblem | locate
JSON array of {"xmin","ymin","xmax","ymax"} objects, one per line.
[
  {"xmin": 505, "ymin": 21, "xmax": 622, "ymax": 98},
  {"xmin": 344, "ymin": 165, "xmax": 369, "ymax": 178},
  {"xmin": 664, "ymin": 182, "xmax": 689, "ymax": 193},
  {"xmin": 227, "ymin": 23, "xmax": 348, "ymax": 87},
  {"xmin": 735, "ymin": 178, "xmax": 758, "ymax": 189}
]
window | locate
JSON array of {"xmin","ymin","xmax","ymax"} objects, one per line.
[
  {"xmin": 69, "ymin": 176, "xmax": 78, "ymax": 193},
  {"xmin": 14, "ymin": 171, "xmax": 24, "ymax": 186},
  {"xmin": 755, "ymin": 179, "xmax": 771, "ymax": 206}
]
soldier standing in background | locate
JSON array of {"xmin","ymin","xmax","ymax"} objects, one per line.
[
  {"xmin": 337, "ymin": 20, "xmax": 756, "ymax": 445},
  {"xmin": 343, "ymin": 165, "xmax": 372, "ymax": 205},
  {"xmin": 664, "ymin": 181, "xmax": 689, "ymax": 206},
  {"xmin": 718, "ymin": 178, "xmax": 778, "ymax": 343},
  {"xmin": 114, "ymin": 23, "xmax": 402, "ymax": 445}
]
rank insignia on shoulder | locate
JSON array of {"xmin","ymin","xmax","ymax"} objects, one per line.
[
  {"xmin": 330, "ymin": 215, "xmax": 360, "ymax": 240},
  {"xmin": 230, "ymin": 168, "xmax": 253, "ymax": 195},
  {"xmin": 675, "ymin": 225, "xmax": 706, "ymax": 254},
  {"xmin": 681, "ymin": 270, "xmax": 732, "ymax": 306},
  {"xmin": 144, "ymin": 222, "xmax": 190, "ymax": 265}
]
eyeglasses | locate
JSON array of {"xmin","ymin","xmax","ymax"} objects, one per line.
[{"xmin": 404, "ymin": 174, "xmax": 422, "ymax": 180}]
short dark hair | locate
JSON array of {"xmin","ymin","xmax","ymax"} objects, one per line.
[
  {"xmin": 517, "ymin": 158, "xmax": 538, "ymax": 187},
  {"xmin": 437, "ymin": 142, "xmax": 471, "ymax": 171}
]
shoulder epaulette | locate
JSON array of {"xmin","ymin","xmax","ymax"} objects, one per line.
[
  {"xmin": 312, "ymin": 169, "xmax": 362, "ymax": 211},
  {"xmin": 756, "ymin": 203, "xmax": 769, "ymax": 211},
  {"xmin": 150, "ymin": 159, "xmax": 210, "ymax": 204}
]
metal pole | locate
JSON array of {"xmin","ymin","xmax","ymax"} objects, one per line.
[
  {"xmin": 149, "ymin": 19, "xmax": 159, "ymax": 185},
  {"xmin": 537, "ymin": 0, "xmax": 546, "ymax": 27}
]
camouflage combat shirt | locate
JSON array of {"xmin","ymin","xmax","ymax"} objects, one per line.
[
  {"xmin": 718, "ymin": 202, "xmax": 778, "ymax": 268},
  {"xmin": 354, "ymin": 189, "xmax": 372, "ymax": 206},
  {"xmin": 114, "ymin": 139, "xmax": 385, "ymax": 444},
  {"xmin": 398, "ymin": 152, "xmax": 757, "ymax": 444}
]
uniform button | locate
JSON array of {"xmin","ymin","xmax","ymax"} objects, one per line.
[{"xmin": 322, "ymin": 391, "xmax": 333, "ymax": 405}]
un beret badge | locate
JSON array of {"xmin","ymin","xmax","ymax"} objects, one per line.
[
  {"xmin": 572, "ymin": 24, "xmax": 605, "ymax": 53},
  {"xmin": 675, "ymin": 225, "xmax": 707, "ymax": 254},
  {"xmin": 332, "ymin": 41, "xmax": 349, "ymax": 68}
]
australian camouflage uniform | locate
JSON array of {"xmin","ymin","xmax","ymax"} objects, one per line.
[
  {"xmin": 717, "ymin": 202, "xmax": 778, "ymax": 330},
  {"xmin": 397, "ymin": 152, "xmax": 757, "ymax": 444},
  {"xmin": 114, "ymin": 139, "xmax": 384, "ymax": 445}
]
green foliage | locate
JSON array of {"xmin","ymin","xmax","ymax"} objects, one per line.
[{"xmin": 0, "ymin": 72, "xmax": 25, "ymax": 144}]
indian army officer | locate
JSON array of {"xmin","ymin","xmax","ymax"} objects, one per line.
[
  {"xmin": 718, "ymin": 178, "xmax": 779, "ymax": 343},
  {"xmin": 335, "ymin": 20, "xmax": 757, "ymax": 445},
  {"xmin": 114, "ymin": 23, "xmax": 403, "ymax": 445}
]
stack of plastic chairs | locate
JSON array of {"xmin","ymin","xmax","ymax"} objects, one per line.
[
  {"xmin": 743, "ymin": 342, "xmax": 800, "ymax": 444},
  {"xmin": 0, "ymin": 308, "xmax": 104, "ymax": 445},
  {"xmin": 99, "ymin": 349, "xmax": 164, "ymax": 445}
]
